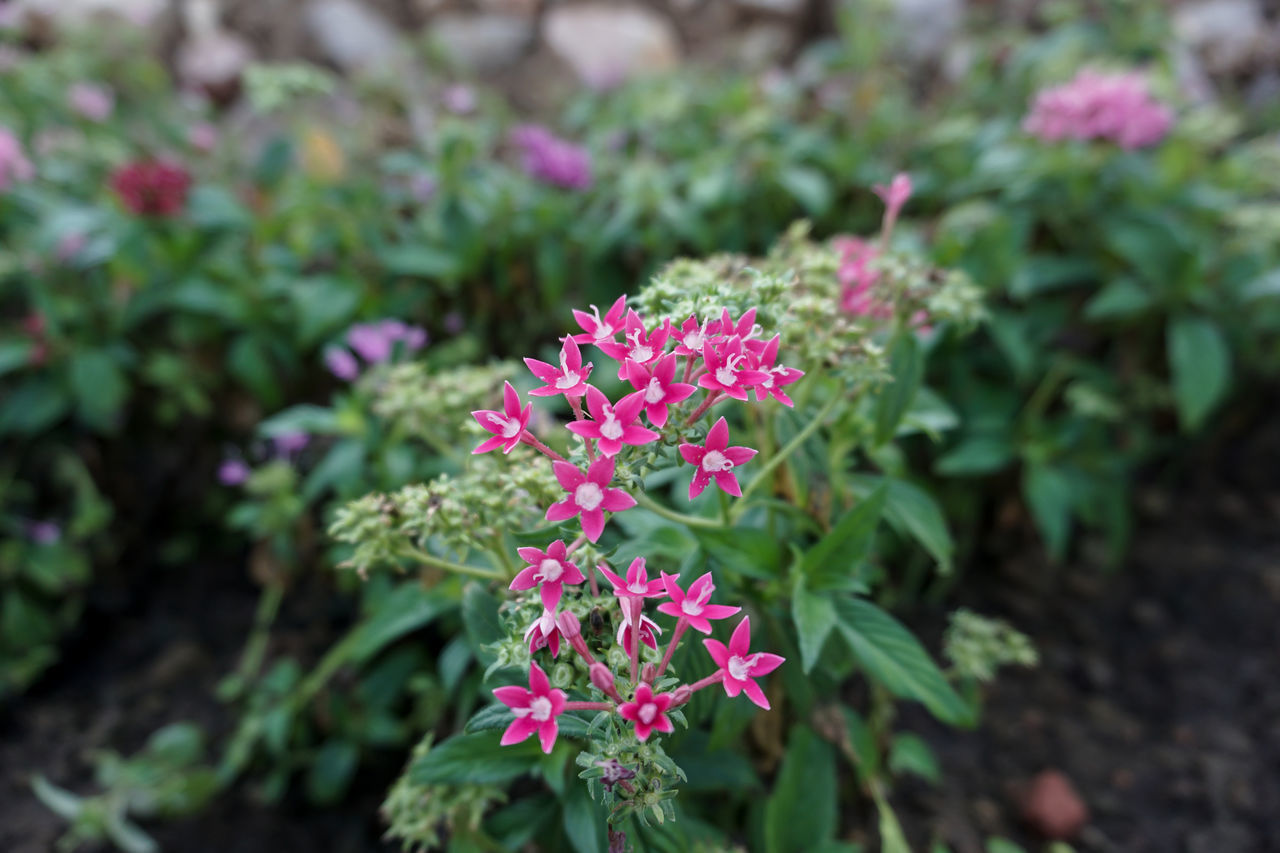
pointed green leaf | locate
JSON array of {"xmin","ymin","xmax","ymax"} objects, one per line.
[
  {"xmin": 801, "ymin": 484, "xmax": 886, "ymax": 591},
  {"xmin": 1168, "ymin": 315, "xmax": 1231, "ymax": 431},
  {"xmin": 791, "ymin": 574, "xmax": 837, "ymax": 673}
]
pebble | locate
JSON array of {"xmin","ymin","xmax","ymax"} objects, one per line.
[
  {"xmin": 543, "ymin": 4, "xmax": 680, "ymax": 88},
  {"xmin": 1021, "ymin": 770, "xmax": 1089, "ymax": 840}
]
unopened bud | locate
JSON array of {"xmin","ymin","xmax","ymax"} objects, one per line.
[
  {"xmin": 641, "ymin": 663, "xmax": 656, "ymax": 684},
  {"xmin": 557, "ymin": 610, "xmax": 581, "ymax": 638},
  {"xmin": 672, "ymin": 685, "xmax": 692, "ymax": 705},
  {"xmin": 589, "ymin": 662, "xmax": 615, "ymax": 693}
]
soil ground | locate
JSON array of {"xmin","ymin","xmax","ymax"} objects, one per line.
[{"xmin": 2, "ymin": 425, "xmax": 1278, "ymax": 852}]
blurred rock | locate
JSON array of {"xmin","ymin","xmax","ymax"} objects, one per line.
[
  {"xmin": 731, "ymin": 22, "xmax": 793, "ymax": 68},
  {"xmin": 1174, "ymin": 0, "xmax": 1265, "ymax": 75},
  {"xmin": 889, "ymin": 0, "xmax": 964, "ymax": 64},
  {"xmin": 1021, "ymin": 769, "xmax": 1089, "ymax": 840},
  {"xmin": 734, "ymin": 0, "xmax": 805, "ymax": 13},
  {"xmin": 12, "ymin": 0, "xmax": 167, "ymax": 28},
  {"xmin": 306, "ymin": 0, "xmax": 400, "ymax": 72},
  {"xmin": 543, "ymin": 4, "xmax": 679, "ymax": 88},
  {"xmin": 177, "ymin": 0, "xmax": 253, "ymax": 101},
  {"xmin": 431, "ymin": 12, "xmax": 534, "ymax": 71}
]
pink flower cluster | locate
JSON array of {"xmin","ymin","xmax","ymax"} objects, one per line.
[
  {"xmin": 511, "ymin": 124, "xmax": 593, "ymax": 191},
  {"xmin": 325, "ymin": 319, "xmax": 428, "ymax": 381},
  {"xmin": 474, "ymin": 296, "xmax": 795, "ymax": 752},
  {"xmin": 1023, "ymin": 69, "xmax": 1173, "ymax": 150}
]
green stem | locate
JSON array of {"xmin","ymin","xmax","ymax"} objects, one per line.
[
  {"xmin": 398, "ymin": 546, "xmax": 503, "ymax": 580},
  {"xmin": 631, "ymin": 489, "xmax": 724, "ymax": 530},
  {"xmin": 730, "ymin": 392, "xmax": 840, "ymax": 522}
]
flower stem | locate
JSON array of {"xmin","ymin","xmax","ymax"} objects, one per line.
[
  {"xmin": 629, "ymin": 611, "xmax": 641, "ymax": 683},
  {"xmin": 520, "ymin": 432, "xmax": 566, "ymax": 463},
  {"xmin": 730, "ymin": 391, "xmax": 839, "ymax": 522},
  {"xmin": 685, "ymin": 390, "xmax": 723, "ymax": 426},
  {"xmin": 563, "ymin": 701, "xmax": 613, "ymax": 712},
  {"xmin": 631, "ymin": 489, "xmax": 724, "ymax": 530},
  {"xmin": 681, "ymin": 670, "xmax": 724, "ymax": 700},
  {"xmin": 656, "ymin": 617, "xmax": 688, "ymax": 678},
  {"xmin": 398, "ymin": 546, "xmax": 503, "ymax": 580}
]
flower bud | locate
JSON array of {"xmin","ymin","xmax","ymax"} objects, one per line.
[
  {"xmin": 557, "ymin": 610, "xmax": 581, "ymax": 638},
  {"xmin": 641, "ymin": 663, "xmax": 656, "ymax": 684},
  {"xmin": 589, "ymin": 662, "xmax": 615, "ymax": 694},
  {"xmin": 672, "ymin": 685, "xmax": 692, "ymax": 706}
]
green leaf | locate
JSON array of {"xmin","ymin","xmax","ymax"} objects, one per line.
[
  {"xmin": 1009, "ymin": 255, "xmax": 1097, "ymax": 299},
  {"xmin": 187, "ymin": 184, "xmax": 251, "ymax": 229},
  {"xmin": 0, "ymin": 339, "xmax": 33, "ymax": 377},
  {"xmin": 31, "ymin": 775, "xmax": 84, "ymax": 821},
  {"xmin": 1241, "ymin": 268, "xmax": 1280, "ymax": 301},
  {"xmin": 462, "ymin": 583, "xmax": 505, "ymax": 648},
  {"xmin": 833, "ymin": 597, "xmax": 972, "ymax": 726},
  {"xmin": 1084, "ymin": 278, "xmax": 1153, "ymax": 320},
  {"xmin": 1022, "ymin": 463, "xmax": 1074, "ymax": 561},
  {"xmin": 880, "ymin": 477, "xmax": 953, "ymax": 573},
  {"xmin": 874, "ymin": 332, "xmax": 923, "ymax": 446},
  {"xmin": 839, "ymin": 708, "xmax": 880, "ymax": 784},
  {"xmin": 258, "ymin": 404, "xmax": 340, "ymax": 437},
  {"xmin": 935, "ymin": 435, "xmax": 1014, "ymax": 476},
  {"xmin": 762, "ymin": 726, "xmax": 836, "ymax": 853},
  {"xmin": 888, "ymin": 733, "xmax": 940, "ymax": 783},
  {"xmin": 694, "ymin": 527, "xmax": 784, "ymax": 580},
  {"xmin": 874, "ymin": 793, "xmax": 910, "ymax": 853},
  {"xmin": 68, "ymin": 349, "xmax": 128, "ymax": 431},
  {"xmin": 409, "ymin": 733, "xmax": 543, "ymax": 785},
  {"xmin": 1167, "ymin": 315, "xmax": 1231, "ymax": 431},
  {"xmin": 801, "ymin": 484, "xmax": 885, "ymax": 591},
  {"xmin": 0, "ymin": 378, "xmax": 70, "ymax": 435},
  {"xmin": 778, "ymin": 166, "xmax": 832, "ymax": 216},
  {"xmin": 380, "ymin": 245, "xmax": 459, "ymax": 279},
  {"xmin": 792, "ymin": 574, "xmax": 837, "ymax": 673},
  {"xmin": 347, "ymin": 584, "xmax": 454, "ymax": 664},
  {"xmin": 289, "ymin": 276, "xmax": 361, "ymax": 348},
  {"xmin": 306, "ymin": 739, "xmax": 359, "ymax": 805},
  {"xmin": 562, "ymin": 779, "xmax": 607, "ymax": 853}
]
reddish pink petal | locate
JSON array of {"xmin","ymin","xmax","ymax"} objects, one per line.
[
  {"xmin": 492, "ymin": 686, "xmax": 530, "ymax": 709},
  {"xmin": 599, "ymin": 488, "xmax": 635, "ymax": 512},
  {"xmin": 729, "ymin": 616, "xmax": 752, "ymax": 657},
  {"xmin": 545, "ymin": 501, "xmax": 579, "ymax": 522},
  {"xmin": 548, "ymin": 689, "xmax": 567, "ymax": 716},
  {"xmin": 585, "ymin": 455, "xmax": 616, "ymax": 485},
  {"xmin": 614, "ymin": 390, "xmax": 646, "ymax": 423},
  {"xmin": 597, "ymin": 564, "xmax": 626, "ymax": 591},
  {"xmin": 701, "ymin": 604, "xmax": 741, "ymax": 621},
  {"xmin": 714, "ymin": 470, "xmax": 742, "ymax": 497},
  {"xmin": 561, "ymin": 561, "xmax": 586, "ymax": 585},
  {"xmin": 621, "ymin": 425, "xmax": 659, "ymax": 445},
  {"xmin": 703, "ymin": 638, "xmax": 729, "ymax": 668},
  {"xmin": 562, "ymin": 337, "xmax": 583, "ymax": 370},
  {"xmin": 537, "ymin": 720, "xmax": 559, "ymax": 754},
  {"xmin": 584, "ymin": 384, "xmax": 608, "ymax": 421},
  {"xmin": 748, "ymin": 652, "xmax": 785, "ymax": 676},
  {"xmin": 660, "ymin": 572, "xmax": 683, "ymax": 602},
  {"xmin": 706, "ymin": 418, "xmax": 729, "ymax": 451},
  {"xmin": 657, "ymin": 601, "xmax": 682, "ymax": 619},
  {"xmin": 471, "ymin": 410, "xmax": 502, "ymax": 436},
  {"xmin": 688, "ymin": 470, "xmax": 710, "ymax": 500},
  {"xmin": 509, "ymin": 565, "xmax": 541, "ymax": 591},
  {"xmin": 633, "ymin": 721, "xmax": 653, "ymax": 741},
  {"xmin": 516, "ymin": 546, "xmax": 544, "ymax": 563},
  {"xmin": 580, "ymin": 508, "xmax": 605, "ymax": 542},
  {"xmin": 678, "ymin": 444, "xmax": 705, "ymax": 466},
  {"xmin": 686, "ymin": 615, "xmax": 712, "ymax": 634},
  {"xmin": 539, "ymin": 582, "xmax": 562, "ymax": 611},
  {"xmin": 741, "ymin": 679, "xmax": 771, "ymax": 710},
  {"xmin": 618, "ymin": 701, "xmax": 639, "ymax": 723},
  {"xmin": 524, "ymin": 357, "xmax": 559, "ymax": 383},
  {"xmin": 565, "ymin": 420, "xmax": 601, "ymax": 440},
  {"xmin": 721, "ymin": 676, "xmax": 743, "ymax": 698},
  {"xmin": 502, "ymin": 382, "xmax": 521, "ymax": 417},
  {"xmin": 652, "ymin": 714, "xmax": 674, "ymax": 735},
  {"xmin": 724, "ymin": 446, "xmax": 758, "ymax": 465},
  {"xmin": 528, "ymin": 662, "xmax": 550, "ymax": 695},
  {"xmin": 501, "ymin": 716, "xmax": 539, "ymax": 745},
  {"xmin": 623, "ymin": 358, "xmax": 649, "ymax": 391},
  {"xmin": 473, "ymin": 434, "xmax": 507, "ymax": 455},
  {"xmin": 665, "ymin": 383, "xmax": 696, "ymax": 404},
  {"xmin": 552, "ymin": 461, "xmax": 584, "ymax": 490}
]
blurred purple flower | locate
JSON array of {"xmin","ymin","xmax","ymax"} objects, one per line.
[
  {"xmin": 511, "ymin": 125, "xmax": 593, "ymax": 191},
  {"xmin": 218, "ymin": 458, "xmax": 251, "ymax": 486},
  {"xmin": 27, "ymin": 520, "xmax": 61, "ymax": 545},
  {"xmin": 443, "ymin": 84, "xmax": 476, "ymax": 115},
  {"xmin": 0, "ymin": 127, "xmax": 35, "ymax": 191},
  {"xmin": 68, "ymin": 82, "xmax": 115, "ymax": 122},
  {"xmin": 1024, "ymin": 69, "xmax": 1173, "ymax": 150},
  {"xmin": 325, "ymin": 346, "xmax": 360, "ymax": 381},
  {"xmin": 188, "ymin": 123, "xmax": 218, "ymax": 153},
  {"xmin": 272, "ymin": 433, "xmax": 309, "ymax": 457},
  {"xmin": 346, "ymin": 319, "xmax": 428, "ymax": 365}
]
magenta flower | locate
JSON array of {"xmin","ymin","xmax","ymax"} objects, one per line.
[
  {"xmin": 545, "ymin": 457, "xmax": 636, "ymax": 542},
  {"xmin": 471, "ymin": 381, "xmax": 532, "ymax": 455},
  {"xmin": 618, "ymin": 683, "xmax": 675, "ymax": 741},
  {"xmin": 511, "ymin": 540, "xmax": 586, "ymax": 610},
  {"xmin": 715, "ymin": 307, "xmax": 759, "ymax": 343},
  {"xmin": 273, "ymin": 432, "xmax": 310, "ymax": 457},
  {"xmin": 669, "ymin": 314, "xmax": 718, "ymax": 358},
  {"xmin": 217, "ymin": 459, "xmax": 250, "ymax": 486},
  {"xmin": 571, "ymin": 295, "xmax": 627, "ymax": 347},
  {"xmin": 325, "ymin": 346, "xmax": 360, "ymax": 381},
  {"xmin": 67, "ymin": 82, "xmax": 115, "ymax": 122},
  {"xmin": 623, "ymin": 354, "xmax": 696, "ymax": 427},
  {"xmin": 597, "ymin": 309, "xmax": 669, "ymax": 377},
  {"xmin": 703, "ymin": 616, "xmax": 785, "ymax": 710},
  {"xmin": 678, "ymin": 417, "xmax": 758, "ymax": 500},
  {"xmin": 872, "ymin": 172, "xmax": 913, "ymax": 226},
  {"xmin": 511, "ymin": 124, "xmax": 593, "ymax": 190},
  {"xmin": 525, "ymin": 336, "xmax": 593, "ymax": 398},
  {"xmin": 523, "ymin": 609, "xmax": 563, "ymax": 657},
  {"xmin": 657, "ymin": 572, "xmax": 740, "ymax": 634},
  {"xmin": 1023, "ymin": 69, "xmax": 1173, "ymax": 149},
  {"xmin": 697, "ymin": 337, "xmax": 768, "ymax": 401},
  {"xmin": 748, "ymin": 336, "xmax": 804, "ymax": 408},
  {"xmin": 616, "ymin": 608, "xmax": 661, "ymax": 657},
  {"xmin": 564, "ymin": 385, "xmax": 658, "ymax": 457},
  {"xmin": 597, "ymin": 556, "xmax": 665, "ymax": 600},
  {"xmin": 346, "ymin": 319, "xmax": 427, "ymax": 364},
  {"xmin": 492, "ymin": 662, "xmax": 567, "ymax": 753}
]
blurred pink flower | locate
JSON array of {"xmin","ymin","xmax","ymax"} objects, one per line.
[
  {"xmin": 443, "ymin": 84, "xmax": 476, "ymax": 115},
  {"xmin": 1024, "ymin": 69, "xmax": 1173, "ymax": 149},
  {"xmin": 0, "ymin": 127, "xmax": 35, "ymax": 191},
  {"xmin": 511, "ymin": 125, "xmax": 593, "ymax": 191},
  {"xmin": 187, "ymin": 123, "xmax": 219, "ymax": 153},
  {"xmin": 68, "ymin": 83, "xmax": 115, "ymax": 122},
  {"xmin": 218, "ymin": 458, "xmax": 251, "ymax": 486},
  {"xmin": 324, "ymin": 346, "xmax": 360, "ymax": 381}
]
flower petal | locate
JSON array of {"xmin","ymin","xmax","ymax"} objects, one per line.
[
  {"xmin": 729, "ymin": 616, "xmax": 752, "ymax": 657},
  {"xmin": 538, "ymin": 719, "xmax": 559, "ymax": 754},
  {"xmin": 492, "ymin": 686, "xmax": 530, "ymax": 709},
  {"xmin": 748, "ymin": 652, "xmax": 785, "ymax": 676},
  {"xmin": 545, "ymin": 500, "xmax": 579, "ymax": 522},
  {"xmin": 703, "ymin": 638, "xmax": 729, "ymax": 668},
  {"xmin": 580, "ymin": 508, "xmax": 605, "ymax": 542},
  {"xmin": 599, "ymin": 488, "xmax": 636, "ymax": 513},
  {"xmin": 706, "ymin": 417, "xmax": 729, "ymax": 450},
  {"xmin": 552, "ymin": 461, "xmax": 584, "ymax": 490},
  {"xmin": 740, "ymin": 678, "xmax": 771, "ymax": 710}
]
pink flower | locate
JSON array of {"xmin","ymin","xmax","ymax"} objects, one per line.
[
  {"xmin": 622, "ymin": 353, "xmax": 696, "ymax": 427},
  {"xmin": 616, "ymin": 608, "xmax": 661, "ymax": 657},
  {"xmin": 347, "ymin": 319, "xmax": 427, "ymax": 363},
  {"xmin": 748, "ymin": 335, "xmax": 804, "ymax": 408},
  {"xmin": 325, "ymin": 346, "xmax": 360, "ymax": 381},
  {"xmin": 187, "ymin": 123, "xmax": 218, "ymax": 153},
  {"xmin": 1023, "ymin": 69, "xmax": 1173, "ymax": 149},
  {"xmin": 471, "ymin": 381, "xmax": 532, "ymax": 455},
  {"xmin": 511, "ymin": 540, "xmax": 586, "ymax": 611},
  {"xmin": 571, "ymin": 296, "xmax": 627, "ymax": 347},
  {"xmin": 618, "ymin": 683, "xmax": 675, "ymax": 741},
  {"xmin": 835, "ymin": 237, "xmax": 891, "ymax": 320},
  {"xmin": 0, "ymin": 128, "xmax": 35, "ymax": 192},
  {"xmin": 110, "ymin": 160, "xmax": 191, "ymax": 217},
  {"xmin": 597, "ymin": 556, "xmax": 665, "ymax": 600},
  {"xmin": 511, "ymin": 124, "xmax": 593, "ymax": 190},
  {"xmin": 545, "ymin": 457, "xmax": 636, "ymax": 542},
  {"xmin": 697, "ymin": 337, "xmax": 768, "ymax": 401},
  {"xmin": 715, "ymin": 307, "xmax": 760, "ymax": 343},
  {"xmin": 678, "ymin": 417, "xmax": 758, "ymax": 500},
  {"xmin": 703, "ymin": 616, "xmax": 785, "ymax": 710},
  {"xmin": 525, "ymin": 336, "xmax": 593, "ymax": 398},
  {"xmin": 873, "ymin": 172, "xmax": 913, "ymax": 225},
  {"xmin": 67, "ymin": 82, "xmax": 114, "ymax": 122},
  {"xmin": 443, "ymin": 83, "xmax": 476, "ymax": 115},
  {"xmin": 218, "ymin": 459, "xmax": 250, "ymax": 486},
  {"xmin": 669, "ymin": 314, "xmax": 718, "ymax": 358},
  {"xmin": 492, "ymin": 662, "xmax": 567, "ymax": 753},
  {"xmin": 523, "ymin": 609, "xmax": 563, "ymax": 657},
  {"xmin": 597, "ymin": 310, "xmax": 669, "ymax": 377},
  {"xmin": 564, "ymin": 385, "xmax": 658, "ymax": 457},
  {"xmin": 657, "ymin": 572, "xmax": 740, "ymax": 634}
]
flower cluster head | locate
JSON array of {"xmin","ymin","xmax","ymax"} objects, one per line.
[
  {"xmin": 326, "ymin": 319, "xmax": 427, "ymax": 381},
  {"xmin": 511, "ymin": 124, "xmax": 593, "ymax": 191},
  {"xmin": 0, "ymin": 127, "xmax": 35, "ymax": 192},
  {"xmin": 110, "ymin": 159, "xmax": 191, "ymax": 217},
  {"xmin": 67, "ymin": 82, "xmax": 115, "ymax": 122},
  {"xmin": 1023, "ymin": 69, "xmax": 1173, "ymax": 149}
]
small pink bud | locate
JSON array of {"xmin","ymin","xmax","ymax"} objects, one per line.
[
  {"xmin": 641, "ymin": 663, "xmax": 656, "ymax": 684},
  {"xmin": 672, "ymin": 685, "xmax": 692, "ymax": 705},
  {"xmin": 589, "ymin": 662, "xmax": 616, "ymax": 695},
  {"xmin": 557, "ymin": 610, "xmax": 581, "ymax": 638}
]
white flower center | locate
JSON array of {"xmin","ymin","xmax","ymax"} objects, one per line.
[
  {"xmin": 644, "ymin": 377, "xmax": 665, "ymax": 404},
  {"xmin": 529, "ymin": 696, "xmax": 553, "ymax": 722},
  {"xmin": 599, "ymin": 408, "xmax": 624, "ymax": 441},
  {"xmin": 685, "ymin": 329, "xmax": 704, "ymax": 350},
  {"xmin": 538, "ymin": 558, "xmax": 563, "ymax": 582},
  {"xmin": 714, "ymin": 366, "xmax": 736, "ymax": 386},
  {"xmin": 555, "ymin": 370, "xmax": 580, "ymax": 389},
  {"xmin": 727, "ymin": 654, "xmax": 756, "ymax": 681},
  {"xmin": 574, "ymin": 482, "xmax": 604, "ymax": 511},
  {"xmin": 628, "ymin": 579, "xmax": 647, "ymax": 594},
  {"xmin": 631, "ymin": 345, "xmax": 653, "ymax": 362},
  {"xmin": 492, "ymin": 414, "xmax": 521, "ymax": 438},
  {"xmin": 681, "ymin": 597, "xmax": 703, "ymax": 616},
  {"xmin": 701, "ymin": 450, "xmax": 732, "ymax": 473},
  {"xmin": 637, "ymin": 702, "xmax": 658, "ymax": 725}
]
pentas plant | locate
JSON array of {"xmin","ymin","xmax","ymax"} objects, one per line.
[{"xmin": 470, "ymin": 297, "xmax": 800, "ymax": 831}]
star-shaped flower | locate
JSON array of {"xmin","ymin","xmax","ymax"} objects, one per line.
[
  {"xmin": 565, "ymin": 385, "xmax": 659, "ymax": 457},
  {"xmin": 545, "ymin": 457, "xmax": 636, "ymax": 542},
  {"xmin": 702, "ymin": 616, "xmax": 785, "ymax": 710},
  {"xmin": 623, "ymin": 354, "xmax": 696, "ymax": 428},
  {"xmin": 616, "ymin": 608, "xmax": 662, "ymax": 658},
  {"xmin": 571, "ymin": 295, "xmax": 627, "ymax": 347},
  {"xmin": 678, "ymin": 417, "xmax": 758, "ymax": 500},
  {"xmin": 471, "ymin": 381, "xmax": 532, "ymax": 454},
  {"xmin": 523, "ymin": 609, "xmax": 563, "ymax": 657},
  {"xmin": 492, "ymin": 662, "xmax": 567, "ymax": 753},
  {"xmin": 618, "ymin": 683, "xmax": 675, "ymax": 742},
  {"xmin": 525, "ymin": 336, "xmax": 593, "ymax": 398},
  {"xmin": 597, "ymin": 309, "xmax": 669, "ymax": 378},
  {"xmin": 748, "ymin": 335, "xmax": 804, "ymax": 408},
  {"xmin": 597, "ymin": 556, "xmax": 665, "ymax": 600},
  {"xmin": 697, "ymin": 337, "xmax": 768, "ymax": 401},
  {"xmin": 657, "ymin": 572, "xmax": 740, "ymax": 634},
  {"xmin": 669, "ymin": 314, "xmax": 718, "ymax": 358},
  {"xmin": 511, "ymin": 540, "xmax": 586, "ymax": 610}
]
